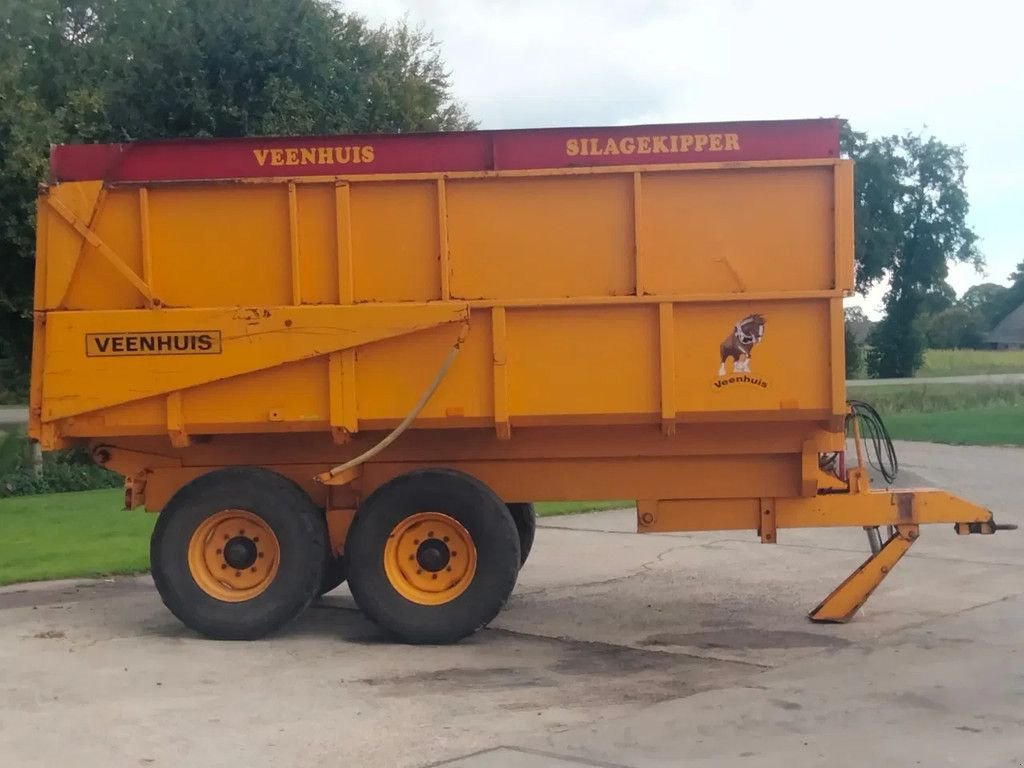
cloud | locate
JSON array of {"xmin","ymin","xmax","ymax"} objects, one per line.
[{"xmin": 345, "ymin": 0, "xmax": 1022, "ymax": 302}]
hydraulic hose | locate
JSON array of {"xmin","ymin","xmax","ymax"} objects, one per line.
[{"xmin": 316, "ymin": 323, "xmax": 470, "ymax": 484}]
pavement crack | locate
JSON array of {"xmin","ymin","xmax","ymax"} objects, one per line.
[{"xmin": 517, "ymin": 543, "xmax": 690, "ymax": 598}]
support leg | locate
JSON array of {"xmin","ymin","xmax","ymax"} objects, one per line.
[{"xmin": 809, "ymin": 524, "xmax": 918, "ymax": 623}]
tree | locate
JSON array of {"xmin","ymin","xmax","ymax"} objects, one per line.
[
  {"xmin": 843, "ymin": 306, "xmax": 871, "ymax": 377},
  {"xmin": 961, "ymin": 282, "xmax": 1011, "ymax": 329},
  {"xmin": 991, "ymin": 260, "xmax": 1024, "ymax": 327},
  {"xmin": 922, "ymin": 307, "xmax": 985, "ymax": 349},
  {"xmin": 918, "ymin": 282, "xmax": 956, "ymax": 316},
  {"xmin": 844, "ymin": 324, "xmax": 864, "ymax": 378},
  {"xmin": 843, "ymin": 125, "xmax": 980, "ymax": 378},
  {"xmin": 0, "ymin": 0, "xmax": 473, "ymax": 377}
]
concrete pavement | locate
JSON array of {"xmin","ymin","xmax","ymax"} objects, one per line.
[
  {"xmin": 0, "ymin": 405, "xmax": 27, "ymax": 428},
  {"xmin": 0, "ymin": 441, "xmax": 1021, "ymax": 767}
]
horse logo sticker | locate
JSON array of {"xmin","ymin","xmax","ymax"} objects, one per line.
[{"xmin": 715, "ymin": 313, "xmax": 768, "ymax": 389}]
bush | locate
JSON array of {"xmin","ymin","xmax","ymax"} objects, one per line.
[
  {"xmin": 922, "ymin": 307, "xmax": 985, "ymax": 349},
  {"xmin": 0, "ymin": 431, "xmax": 121, "ymax": 498},
  {"xmin": 844, "ymin": 324, "xmax": 864, "ymax": 378},
  {"xmin": 0, "ymin": 362, "xmax": 28, "ymax": 405}
]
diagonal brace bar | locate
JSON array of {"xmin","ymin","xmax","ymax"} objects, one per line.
[{"xmin": 46, "ymin": 195, "xmax": 156, "ymax": 306}]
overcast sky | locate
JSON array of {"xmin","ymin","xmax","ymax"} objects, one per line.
[{"xmin": 347, "ymin": 0, "xmax": 1021, "ymax": 315}]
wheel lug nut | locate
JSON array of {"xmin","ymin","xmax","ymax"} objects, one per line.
[
  {"xmin": 443, "ymin": 536, "xmax": 450, "ymax": 542},
  {"xmin": 250, "ymin": 567, "xmax": 257, "ymax": 573},
  {"xmin": 432, "ymin": 574, "xmax": 437, "ymax": 580},
  {"xmin": 451, "ymin": 551, "xmax": 457, "ymax": 557},
  {"xmin": 408, "ymin": 554, "xmax": 415, "ymax": 560},
  {"xmin": 428, "ymin": 531, "xmax": 434, "ymax": 537},
  {"xmin": 447, "ymin": 567, "xmax": 452, "ymax": 572},
  {"xmin": 258, "ymin": 552, "xmax": 264, "ymax": 559},
  {"xmin": 416, "ymin": 569, "xmax": 422, "ymax": 575},
  {"xmin": 221, "ymin": 564, "xmax": 227, "ymax": 570},
  {"xmin": 253, "ymin": 537, "xmax": 259, "ymax": 543},
  {"xmin": 216, "ymin": 549, "xmax": 222, "ymax": 555},
  {"xmin": 224, "ymin": 534, "xmax": 229, "ymax": 540},
  {"xmin": 235, "ymin": 571, "xmax": 241, "ymax": 577},
  {"xmin": 413, "ymin": 539, "xmax": 419, "ymax": 545}
]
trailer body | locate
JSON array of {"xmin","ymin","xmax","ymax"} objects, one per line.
[{"xmin": 29, "ymin": 119, "xmax": 1006, "ymax": 640}]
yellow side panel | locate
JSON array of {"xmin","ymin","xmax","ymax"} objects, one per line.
[
  {"xmin": 675, "ymin": 300, "xmax": 831, "ymax": 414},
  {"xmin": 641, "ymin": 167, "xmax": 834, "ymax": 294},
  {"xmin": 147, "ymin": 185, "xmax": 291, "ymax": 307},
  {"xmin": 61, "ymin": 188, "xmax": 147, "ymax": 310},
  {"xmin": 66, "ymin": 396, "xmax": 164, "ymax": 434},
  {"xmin": 41, "ymin": 303, "xmax": 467, "ymax": 420},
  {"xmin": 351, "ymin": 181, "xmax": 440, "ymax": 302},
  {"xmin": 296, "ymin": 185, "xmax": 339, "ymax": 305},
  {"xmin": 185, "ymin": 357, "xmax": 329, "ymax": 426},
  {"xmin": 506, "ymin": 306, "xmax": 658, "ymax": 417},
  {"xmin": 446, "ymin": 176, "xmax": 634, "ymax": 299},
  {"xmin": 43, "ymin": 182, "xmax": 103, "ymax": 309},
  {"xmin": 357, "ymin": 317, "xmax": 493, "ymax": 421}
]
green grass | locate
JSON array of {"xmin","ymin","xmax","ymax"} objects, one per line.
[
  {"xmin": 0, "ymin": 489, "xmax": 625, "ymax": 587},
  {"xmin": 916, "ymin": 348, "xmax": 1024, "ymax": 378},
  {"xmin": 0, "ymin": 488, "xmax": 153, "ymax": 586},
  {"xmin": 847, "ymin": 382, "xmax": 1024, "ymax": 415},
  {"xmin": 881, "ymin": 406, "xmax": 1024, "ymax": 446},
  {"xmin": 534, "ymin": 500, "xmax": 633, "ymax": 517}
]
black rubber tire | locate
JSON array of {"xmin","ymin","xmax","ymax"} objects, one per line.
[
  {"xmin": 150, "ymin": 467, "xmax": 327, "ymax": 640},
  {"xmin": 346, "ymin": 468, "xmax": 520, "ymax": 644},
  {"xmin": 318, "ymin": 554, "xmax": 348, "ymax": 596},
  {"xmin": 507, "ymin": 503, "xmax": 536, "ymax": 568}
]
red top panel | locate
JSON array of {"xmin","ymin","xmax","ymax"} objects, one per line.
[{"xmin": 49, "ymin": 118, "xmax": 840, "ymax": 183}]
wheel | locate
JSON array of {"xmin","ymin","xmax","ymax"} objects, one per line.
[
  {"xmin": 318, "ymin": 554, "xmax": 348, "ymax": 596},
  {"xmin": 150, "ymin": 467, "xmax": 327, "ymax": 640},
  {"xmin": 346, "ymin": 468, "xmax": 520, "ymax": 644},
  {"xmin": 507, "ymin": 503, "xmax": 536, "ymax": 567}
]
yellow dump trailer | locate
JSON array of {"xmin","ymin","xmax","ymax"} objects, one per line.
[{"xmin": 30, "ymin": 119, "xmax": 1011, "ymax": 642}]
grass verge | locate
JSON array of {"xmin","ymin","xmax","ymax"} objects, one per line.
[
  {"xmin": 0, "ymin": 488, "xmax": 153, "ymax": 587},
  {"xmin": 534, "ymin": 500, "xmax": 633, "ymax": 517},
  {"xmin": 880, "ymin": 406, "xmax": 1024, "ymax": 447},
  {"xmin": 847, "ymin": 382, "xmax": 1024, "ymax": 415},
  {"xmin": 0, "ymin": 490, "xmax": 626, "ymax": 587},
  {"xmin": 916, "ymin": 348, "xmax": 1024, "ymax": 377}
]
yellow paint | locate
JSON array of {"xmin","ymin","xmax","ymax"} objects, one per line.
[
  {"xmin": 31, "ymin": 154, "xmax": 857, "ymax": 505},
  {"xmin": 187, "ymin": 509, "xmax": 280, "ymax": 603},
  {"xmin": 30, "ymin": 152, "xmax": 998, "ymax": 620},
  {"xmin": 809, "ymin": 525, "xmax": 918, "ymax": 623},
  {"xmin": 382, "ymin": 512, "xmax": 477, "ymax": 605}
]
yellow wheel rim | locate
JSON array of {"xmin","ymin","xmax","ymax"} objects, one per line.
[
  {"xmin": 383, "ymin": 512, "xmax": 477, "ymax": 606},
  {"xmin": 187, "ymin": 509, "xmax": 280, "ymax": 603}
]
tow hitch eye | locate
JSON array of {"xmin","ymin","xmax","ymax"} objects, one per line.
[{"xmin": 955, "ymin": 520, "xmax": 1018, "ymax": 535}]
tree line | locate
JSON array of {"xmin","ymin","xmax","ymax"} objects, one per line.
[
  {"xmin": 0, "ymin": 0, "xmax": 1008, "ymax": 394},
  {"xmin": 0, "ymin": 0, "xmax": 472, "ymax": 399}
]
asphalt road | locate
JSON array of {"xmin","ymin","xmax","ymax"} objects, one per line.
[{"xmin": 0, "ymin": 441, "xmax": 1022, "ymax": 768}]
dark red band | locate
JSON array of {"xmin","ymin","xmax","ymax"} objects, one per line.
[{"xmin": 49, "ymin": 118, "xmax": 840, "ymax": 183}]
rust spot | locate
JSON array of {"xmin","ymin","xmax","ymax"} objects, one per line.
[{"xmin": 896, "ymin": 493, "xmax": 913, "ymax": 522}]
